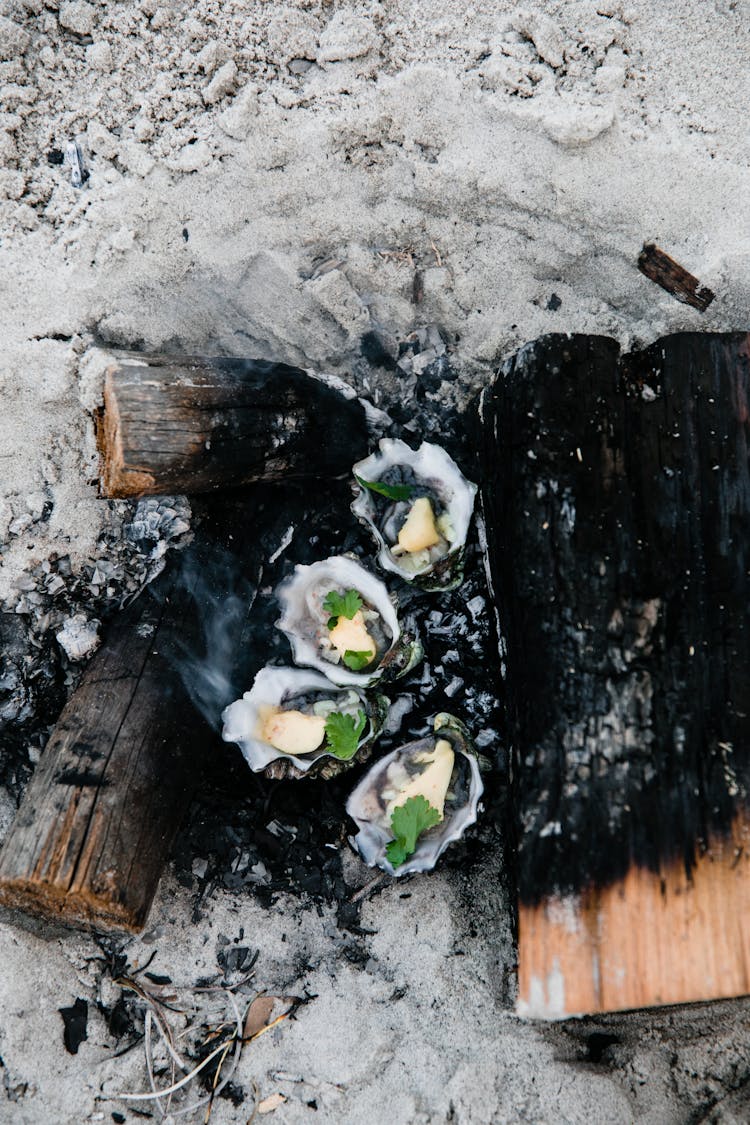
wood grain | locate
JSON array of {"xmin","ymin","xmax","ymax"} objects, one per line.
[
  {"xmin": 0, "ymin": 574, "xmax": 204, "ymax": 932},
  {"xmin": 97, "ymin": 353, "xmax": 369, "ymax": 498},
  {"xmin": 518, "ymin": 815, "xmax": 750, "ymax": 1017},
  {"xmin": 481, "ymin": 331, "xmax": 750, "ymax": 1015}
]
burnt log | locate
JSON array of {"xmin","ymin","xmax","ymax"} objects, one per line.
[
  {"xmin": 0, "ymin": 574, "xmax": 207, "ymax": 931},
  {"xmin": 97, "ymin": 354, "xmax": 370, "ymax": 498},
  {"xmin": 481, "ymin": 331, "xmax": 750, "ymax": 1015}
]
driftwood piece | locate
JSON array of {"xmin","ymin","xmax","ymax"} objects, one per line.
[
  {"xmin": 481, "ymin": 331, "xmax": 750, "ymax": 1015},
  {"xmin": 97, "ymin": 354, "xmax": 370, "ymax": 498},
  {"xmin": 638, "ymin": 242, "xmax": 715, "ymax": 311},
  {"xmin": 0, "ymin": 569, "xmax": 212, "ymax": 932}
]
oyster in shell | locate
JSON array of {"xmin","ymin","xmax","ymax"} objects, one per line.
[
  {"xmin": 276, "ymin": 555, "xmax": 422, "ymax": 687},
  {"xmin": 346, "ymin": 713, "xmax": 483, "ymax": 876},
  {"xmin": 222, "ymin": 665, "xmax": 389, "ymax": 780},
  {"xmin": 352, "ymin": 439, "xmax": 477, "ymax": 591}
]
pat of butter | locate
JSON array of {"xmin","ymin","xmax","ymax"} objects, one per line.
[
  {"xmin": 387, "ymin": 738, "xmax": 455, "ymax": 820},
  {"xmin": 259, "ymin": 706, "xmax": 326, "ymax": 755},
  {"xmin": 329, "ymin": 610, "xmax": 376, "ymax": 663},
  {"xmin": 397, "ymin": 497, "xmax": 441, "ymax": 553}
]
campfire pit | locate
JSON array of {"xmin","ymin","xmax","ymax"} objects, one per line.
[{"xmin": 1, "ymin": 332, "xmax": 748, "ymax": 1022}]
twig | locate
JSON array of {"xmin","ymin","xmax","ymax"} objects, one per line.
[
  {"xmin": 349, "ymin": 873, "xmax": 387, "ymax": 903},
  {"xmin": 118, "ymin": 1037, "xmax": 235, "ymax": 1101}
]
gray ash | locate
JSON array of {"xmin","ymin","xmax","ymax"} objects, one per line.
[{"xmin": 0, "ymin": 496, "xmax": 191, "ymax": 798}]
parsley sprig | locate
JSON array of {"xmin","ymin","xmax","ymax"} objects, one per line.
[
  {"xmin": 356, "ymin": 476, "xmax": 415, "ymax": 502},
  {"xmin": 342, "ymin": 649, "xmax": 373, "ymax": 672},
  {"xmin": 324, "ymin": 709, "xmax": 367, "ymax": 760},
  {"xmin": 385, "ymin": 796, "xmax": 441, "ymax": 868},
  {"xmin": 323, "ymin": 588, "xmax": 363, "ymax": 629}
]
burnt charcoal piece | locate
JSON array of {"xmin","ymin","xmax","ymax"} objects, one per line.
[
  {"xmin": 59, "ymin": 998, "xmax": 88, "ymax": 1054},
  {"xmin": 96, "ymin": 353, "xmax": 370, "ymax": 498},
  {"xmin": 637, "ymin": 243, "xmax": 715, "ymax": 311},
  {"xmin": 482, "ymin": 332, "xmax": 750, "ymax": 904}
]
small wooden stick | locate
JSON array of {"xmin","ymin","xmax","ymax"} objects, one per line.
[{"xmin": 637, "ymin": 242, "xmax": 715, "ymax": 311}]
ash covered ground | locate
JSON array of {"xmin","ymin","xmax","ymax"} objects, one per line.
[{"xmin": 2, "ymin": 0, "xmax": 750, "ymax": 1121}]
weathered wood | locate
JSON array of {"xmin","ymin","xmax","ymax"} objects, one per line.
[
  {"xmin": 638, "ymin": 242, "xmax": 715, "ymax": 311},
  {"xmin": 481, "ymin": 331, "xmax": 750, "ymax": 1015},
  {"xmin": 97, "ymin": 354, "xmax": 370, "ymax": 498},
  {"xmin": 0, "ymin": 571, "xmax": 207, "ymax": 932}
]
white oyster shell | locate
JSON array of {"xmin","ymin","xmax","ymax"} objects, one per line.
[
  {"xmin": 276, "ymin": 555, "xmax": 421, "ymax": 687},
  {"xmin": 222, "ymin": 665, "xmax": 380, "ymax": 774},
  {"xmin": 352, "ymin": 439, "xmax": 477, "ymax": 590},
  {"xmin": 346, "ymin": 713, "xmax": 483, "ymax": 876}
]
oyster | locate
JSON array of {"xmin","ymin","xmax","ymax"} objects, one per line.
[
  {"xmin": 276, "ymin": 555, "xmax": 422, "ymax": 687},
  {"xmin": 222, "ymin": 666, "xmax": 389, "ymax": 780},
  {"xmin": 346, "ymin": 713, "xmax": 483, "ymax": 876},
  {"xmin": 352, "ymin": 439, "xmax": 477, "ymax": 591}
]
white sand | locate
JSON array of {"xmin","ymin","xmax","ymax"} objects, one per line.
[{"xmin": 2, "ymin": 1, "xmax": 750, "ymax": 1121}]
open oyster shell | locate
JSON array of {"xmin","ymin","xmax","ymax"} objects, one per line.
[
  {"xmin": 346, "ymin": 713, "xmax": 483, "ymax": 876},
  {"xmin": 352, "ymin": 439, "xmax": 477, "ymax": 591},
  {"xmin": 276, "ymin": 555, "xmax": 423, "ymax": 687},
  {"xmin": 222, "ymin": 666, "xmax": 389, "ymax": 780}
]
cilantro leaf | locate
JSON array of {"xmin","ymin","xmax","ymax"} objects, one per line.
[
  {"xmin": 342, "ymin": 649, "xmax": 373, "ymax": 672},
  {"xmin": 356, "ymin": 475, "xmax": 415, "ymax": 502},
  {"xmin": 324, "ymin": 709, "xmax": 367, "ymax": 760},
  {"xmin": 385, "ymin": 796, "xmax": 441, "ymax": 868},
  {"xmin": 323, "ymin": 588, "xmax": 363, "ymax": 629}
]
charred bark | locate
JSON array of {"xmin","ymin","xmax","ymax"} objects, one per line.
[
  {"xmin": 481, "ymin": 332, "xmax": 750, "ymax": 905},
  {"xmin": 97, "ymin": 354, "xmax": 370, "ymax": 498}
]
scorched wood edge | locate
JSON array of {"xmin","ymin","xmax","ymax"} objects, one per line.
[{"xmin": 481, "ymin": 332, "xmax": 750, "ymax": 1016}]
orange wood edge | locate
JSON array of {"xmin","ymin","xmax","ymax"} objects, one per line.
[{"xmin": 517, "ymin": 815, "xmax": 750, "ymax": 1018}]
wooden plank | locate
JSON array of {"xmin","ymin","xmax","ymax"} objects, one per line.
[
  {"xmin": 518, "ymin": 816, "xmax": 750, "ymax": 1017},
  {"xmin": 97, "ymin": 354, "xmax": 370, "ymax": 498},
  {"xmin": 481, "ymin": 331, "xmax": 750, "ymax": 1016}
]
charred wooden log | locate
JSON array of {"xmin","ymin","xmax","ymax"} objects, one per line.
[
  {"xmin": 97, "ymin": 354, "xmax": 370, "ymax": 498},
  {"xmin": 0, "ymin": 516, "xmax": 263, "ymax": 934},
  {"xmin": 0, "ymin": 574, "xmax": 205, "ymax": 931},
  {"xmin": 481, "ymin": 331, "xmax": 750, "ymax": 1013}
]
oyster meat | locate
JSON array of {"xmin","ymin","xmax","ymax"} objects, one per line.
[
  {"xmin": 276, "ymin": 555, "xmax": 422, "ymax": 686},
  {"xmin": 346, "ymin": 713, "xmax": 483, "ymax": 875},
  {"xmin": 352, "ymin": 439, "xmax": 477, "ymax": 591},
  {"xmin": 222, "ymin": 665, "xmax": 388, "ymax": 780}
]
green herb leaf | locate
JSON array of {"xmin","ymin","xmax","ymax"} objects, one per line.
[
  {"xmin": 342, "ymin": 649, "xmax": 373, "ymax": 672},
  {"xmin": 323, "ymin": 588, "xmax": 363, "ymax": 629},
  {"xmin": 385, "ymin": 795, "xmax": 441, "ymax": 868},
  {"xmin": 324, "ymin": 709, "xmax": 367, "ymax": 760},
  {"xmin": 356, "ymin": 475, "xmax": 415, "ymax": 502}
]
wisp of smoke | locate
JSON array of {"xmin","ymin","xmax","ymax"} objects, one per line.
[{"xmin": 156, "ymin": 544, "xmax": 259, "ymax": 732}]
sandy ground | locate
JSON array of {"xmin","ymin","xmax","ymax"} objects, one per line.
[{"xmin": 2, "ymin": 0, "xmax": 750, "ymax": 1121}]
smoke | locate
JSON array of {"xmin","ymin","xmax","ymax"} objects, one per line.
[{"xmin": 158, "ymin": 544, "xmax": 261, "ymax": 732}]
